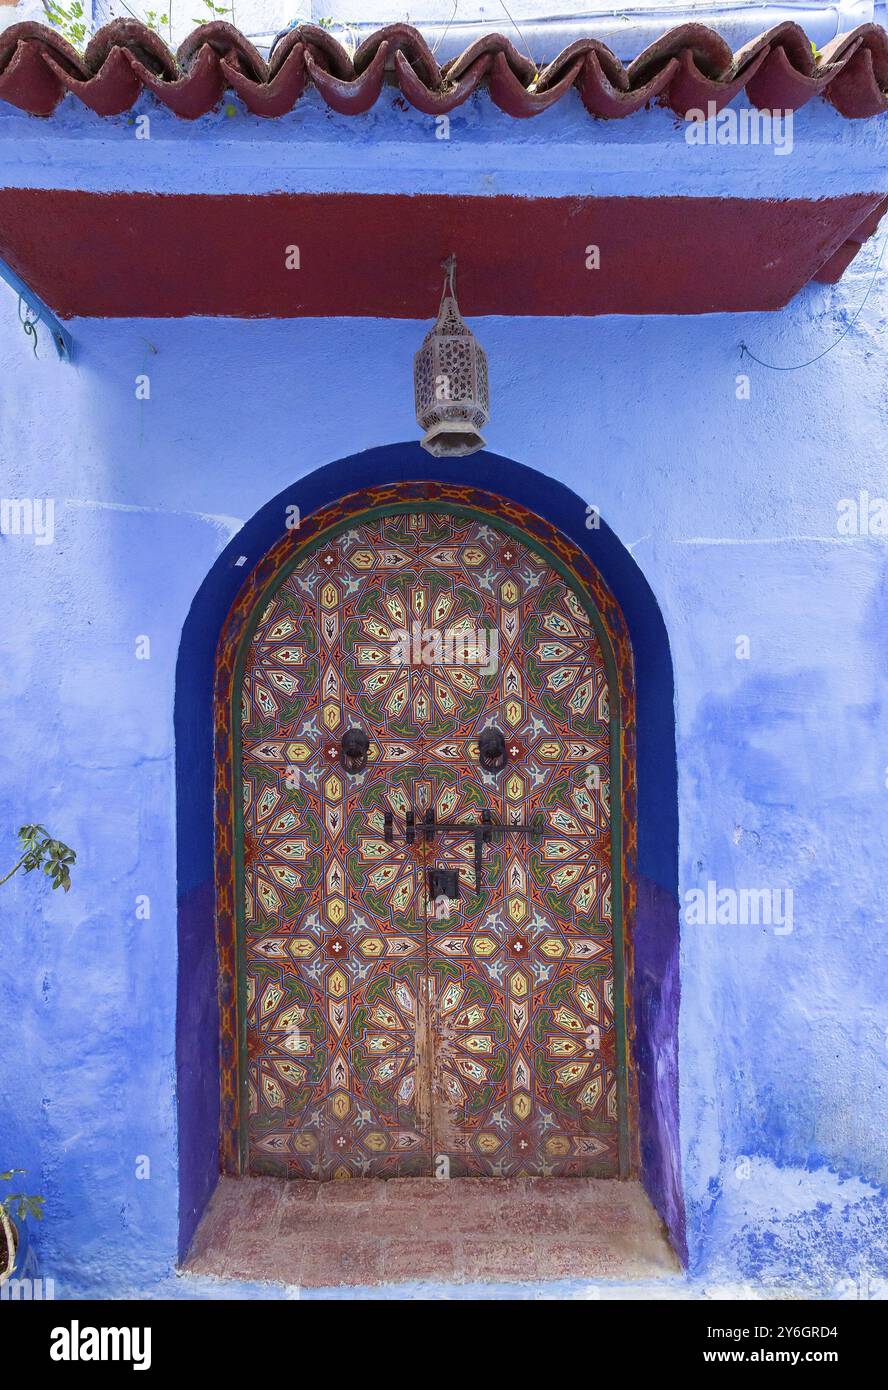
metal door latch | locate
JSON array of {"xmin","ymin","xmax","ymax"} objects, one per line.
[{"xmin": 371, "ymin": 807, "xmax": 543, "ymax": 893}]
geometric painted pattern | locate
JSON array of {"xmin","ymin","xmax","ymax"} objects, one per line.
[
  {"xmin": 236, "ymin": 509, "xmax": 625, "ymax": 1178},
  {"xmin": 215, "ymin": 486, "xmax": 638, "ymax": 1180}
]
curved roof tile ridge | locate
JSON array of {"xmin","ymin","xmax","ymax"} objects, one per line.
[{"xmin": 0, "ymin": 18, "xmax": 886, "ymax": 121}]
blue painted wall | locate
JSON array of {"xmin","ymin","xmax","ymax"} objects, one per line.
[
  {"xmin": 2, "ymin": 294, "xmax": 886, "ymax": 1293},
  {"xmin": 1, "ymin": 86, "xmax": 887, "ymax": 1294}
]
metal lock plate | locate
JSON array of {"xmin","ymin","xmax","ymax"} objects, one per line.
[{"xmin": 427, "ymin": 868, "xmax": 460, "ymax": 901}]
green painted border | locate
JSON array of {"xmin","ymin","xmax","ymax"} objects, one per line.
[{"xmin": 230, "ymin": 501, "xmax": 631, "ymax": 1177}]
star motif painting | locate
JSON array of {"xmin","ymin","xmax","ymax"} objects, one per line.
[{"xmin": 223, "ymin": 502, "xmax": 633, "ymax": 1179}]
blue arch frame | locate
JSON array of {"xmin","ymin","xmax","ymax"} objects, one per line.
[{"xmin": 175, "ymin": 444, "xmax": 684, "ymax": 1262}]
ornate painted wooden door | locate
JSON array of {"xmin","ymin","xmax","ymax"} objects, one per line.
[{"xmin": 237, "ymin": 508, "xmax": 626, "ymax": 1179}]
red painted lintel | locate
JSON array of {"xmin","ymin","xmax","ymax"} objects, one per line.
[{"xmin": 0, "ymin": 189, "xmax": 881, "ymax": 319}]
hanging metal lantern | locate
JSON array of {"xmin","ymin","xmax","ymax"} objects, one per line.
[{"xmin": 414, "ymin": 255, "xmax": 489, "ymax": 458}]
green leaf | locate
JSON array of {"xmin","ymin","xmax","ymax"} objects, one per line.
[{"xmin": 4, "ymin": 827, "xmax": 77, "ymax": 894}]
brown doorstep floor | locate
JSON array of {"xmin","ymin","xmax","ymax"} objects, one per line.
[{"xmin": 184, "ymin": 1175, "xmax": 682, "ymax": 1289}]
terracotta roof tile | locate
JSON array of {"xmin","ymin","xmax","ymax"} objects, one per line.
[{"xmin": 1, "ymin": 18, "xmax": 887, "ymax": 121}]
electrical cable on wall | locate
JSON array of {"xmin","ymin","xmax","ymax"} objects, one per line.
[{"xmin": 740, "ymin": 234, "xmax": 888, "ymax": 371}]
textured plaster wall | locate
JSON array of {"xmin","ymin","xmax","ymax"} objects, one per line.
[
  {"xmin": 2, "ymin": 293, "xmax": 886, "ymax": 1294},
  {"xmin": 2, "ymin": 90, "xmax": 887, "ymax": 201},
  {"xmin": 0, "ymin": 89, "xmax": 887, "ymax": 1295}
]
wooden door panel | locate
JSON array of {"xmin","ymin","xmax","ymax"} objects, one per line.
[
  {"xmin": 240, "ymin": 552, "xmax": 432, "ymax": 1177},
  {"xmin": 238, "ymin": 508, "xmax": 622, "ymax": 1179}
]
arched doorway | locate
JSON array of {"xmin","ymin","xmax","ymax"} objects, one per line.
[{"xmin": 213, "ymin": 485, "xmax": 639, "ymax": 1182}]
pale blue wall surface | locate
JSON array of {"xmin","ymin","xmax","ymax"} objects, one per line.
[
  {"xmin": 2, "ymin": 296, "xmax": 886, "ymax": 1294},
  {"xmin": 0, "ymin": 86, "xmax": 887, "ymax": 1296}
]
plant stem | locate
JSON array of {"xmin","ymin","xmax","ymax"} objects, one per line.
[{"xmin": 0, "ymin": 855, "xmax": 28, "ymax": 889}]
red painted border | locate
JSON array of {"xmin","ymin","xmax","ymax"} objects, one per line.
[
  {"xmin": 212, "ymin": 482, "xmax": 640, "ymax": 1178},
  {"xmin": 0, "ymin": 189, "xmax": 882, "ymax": 318}
]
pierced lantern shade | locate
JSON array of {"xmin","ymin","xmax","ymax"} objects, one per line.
[{"xmin": 414, "ymin": 257, "xmax": 489, "ymax": 458}]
